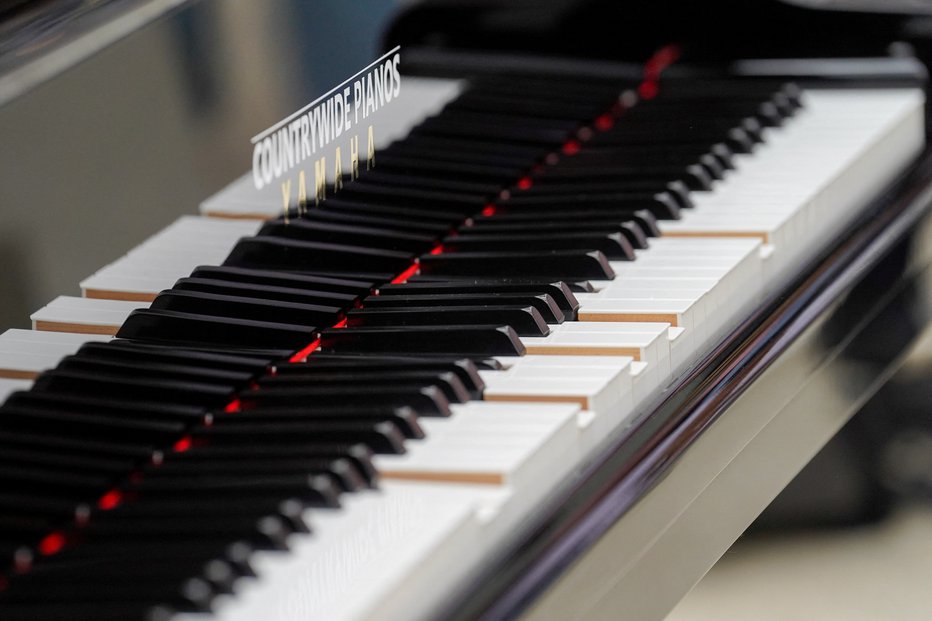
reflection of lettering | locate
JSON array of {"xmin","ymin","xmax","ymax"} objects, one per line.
[
  {"xmin": 252, "ymin": 48, "xmax": 401, "ymax": 191},
  {"xmin": 279, "ymin": 127, "xmax": 376, "ymax": 218}
]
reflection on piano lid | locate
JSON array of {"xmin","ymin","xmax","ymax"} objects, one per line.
[{"xmin": 2, "ymin": 2, "xmax": 932, "ymax": 621}]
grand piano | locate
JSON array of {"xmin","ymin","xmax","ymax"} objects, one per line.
[{"xmin": 1, "ymin": 1, "xmax": 932, "ymax": 620}]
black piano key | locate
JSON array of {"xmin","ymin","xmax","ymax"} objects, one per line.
[
  {"xmin": 513, "ymin": 179, "xmax": 694, "ymax": 210},
  {"xmin": 375, "ymin": 280, "xmax": 579, "ymax": 316},
  {"xmin": 97, "ymin": 496, "xmax": 314, "ymax": 533},
  {"xmin": 0, "ymin": 444, "xmax": 133, "ymax": 477},
  {"xmin": 446, "ymin": 91, "xmax": 606, "ymax": 120},
  {"xmin": 300, "ymin": 203, "xmax": 455, "ymax": 235},
  {"xmin": 367, "ymin": 153, "xmax": 524, "ymax": 184},
  {"xmin": 0, "ymin": 602, "xmax": 192, "ymax": 621},
  {"xmin": 346, "ymin": 306, "xmax": 550, "ymax": 337},
  {"xmin": 54, "ymin": 354, "xmax": 252, "ymax": 387},
  {"xmin": 257, "ymin": 369, "xmax": 471, "ymax": 404},
  {"xmin": 172, "ymin": 276, "xmax": 359, "ymax": 308},
  {"xmin": 589, "ymin": 122, "xmax": 757, "ymax": 153},
  {"xmin": 274, "ymin": 355, "xmax": 485, "ymax": 397},
  {"xmin": 466, "ymin": 217, "xmax": 651, "ymax": 249},
  {"xmin": 418, "ymin": 250, "xmax": 615, "ymax": 281},
  {"xmin": 0, "ymin": 429, "xmax": 157, "ymax": 460},
  {"xmin": 239, "ymin": 383, "xmax": 452, "ymax": 417},
  {"xmin": 338, "ymin": 170, "xmax": 504, "ymax": 197},
  {"xmin": 211, "ymin": 404, "xmax": 425, "ymax": 440},
  {"xmin": 0, "ymin": 464, "xmax": 113, "ymax": 500},
  {"xmin": 80, "ymin": 514, "xmax": 297, "ymax": 551},
  {"xmin": 189, "ymin": 265, "xmax": 375, "ymax": 296},
  {"xmin": 258, "ymin": 218, "xmax": 436, "ymax": 253},
  {"xmin": 443, "ymin": 231, "xmax": 636, "ymax": 260},
  {"xmin": 2, "ymin": 571, "xmax": 219, "ymax": 611},
  {"xmin": 76, "ymin": 340, "xmax": 272, "ymax": 374},
  {"xmin": 389, "ymin": 134, "xmax": 546, "ymax": 165},
  {"xmin": 325, "ymin": 183, "xmax": 485, "ymax": 214},
  {"xmin": 18, "ymin": 555, "xmax": 241, "ymax": 596},
  {"xmin": 410, "ymin": 117, "xmax": 571, "ymax": 146},
  {"xmin": 223, "ymin": 235, "xmax": 413, "ymax": 275},
  {"xmin": 363, "ymin": 291, "xmax": 565, "ymax": 324},
  {"xmin": 128, "ymin": 471, "xmax": 344, "ymax": 507},
  {"xmin": 532, "ymin": 163, "xmax": 715, "ymax": 192},
  {"xmin": 116, "ymin": 309, "xmax": 318, "ymax": 352},
  {"xmin": 0, "ymin": 403, "xmax": 187, "ymax": 444},
  {"xmin": 553, "ymin": 147, "xmax": 727, "ymax": 180},
  {"xmin": 29, "ymin": 368, "xmax": 235, "ymax": 408},
  {"xmin": 149, "ymin": 290, "xmax": 344, "ymax": 328},
  {"xmin": 192, "ymin": 419, "xmax": 408, "ymax": 456},
  {"xmin": 164, "ymin": 443, "xmax": 378, "ymax": 487},
  {"xmin": 145, "ymin": 454, "xmax": 371, "ymax": 491},
  {"xmin": 477, "ymin": 210, "xmax": 662, "ymax": 237},
  {"xmin": 494, "ymin": 192, "xmax": 681, "ymax": 219},
  {"xmin": 319, "ymin": 325, "xmax": 526, "ymax": 357}
]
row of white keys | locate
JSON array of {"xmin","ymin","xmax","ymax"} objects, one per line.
[
  {"xmin": 659, "ymin": 88, "xmax": 926, "ymax": 284},
  {"xmin": 0, "ymin": 328, "xmax": 110, "ymax": 379},
  {"xmin": 177, "ymin": 403, "xmax": 581, "ymax": 621},
  {"xmin": 80, "ymin": 216, "xmax": 261, "ymax": 300}
]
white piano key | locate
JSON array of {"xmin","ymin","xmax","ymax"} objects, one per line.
[
  {"xmin": 30, "ymin": 296, "xmax": 144, "ymax": 334},
  {"xmin": 659, "ymin": 88, "xmax": 925, "ymax": 286},
  {"xmin": 0, "ymin": 329, "xmax": 111, "ymax": 378},
  {"xmin": 0, "ymin": 377, "xmax": 33, "ymax": 401},
  {"xmin": 185, "ymin": 482, "xmax": 493, "ymax": 621}
]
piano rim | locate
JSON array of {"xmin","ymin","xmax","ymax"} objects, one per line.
[{"xmin": 430, "ymin": 143, "xmax": 932, "ymax": 621}]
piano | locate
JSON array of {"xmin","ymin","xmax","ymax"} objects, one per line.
[{"xmin": 1, "ymin": 1, "xmax": 932, "ymax": 619}]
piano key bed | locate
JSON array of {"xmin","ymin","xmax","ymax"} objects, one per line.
[{"xmin": 0, "ymin": 70, "xmax": 925, "ymax": 621}]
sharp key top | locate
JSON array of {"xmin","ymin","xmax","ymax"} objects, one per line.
[
  {"xmin": 189, "ymin": 265, "xmax": 375, "ymax": 296},
  {"xmin": 418, "ymin": 250, "xmax": 615, "ymax": 281},
  {"xmin": 223, "ymin": 235, "xmax": 413, "ymax": 275},
  {"xmin": 495, "ymin": 192, "xmax": 680, "ymax": 220},
  {"xmin": 191, "ymin": 419, "xmax": 407, "ymax": 456},
  {"xmin": 258, "ymin": 368, "xmax": 471, "ymax": 404},
  {"xmin": 257, "ymin": 219, "xmax": 436, "ymax": 254},
  {"xmin": 346, "ymin": 305, "xmax": 550, "ymax": 337},
  {"xmin": 172, "ymin": 276, "xmax": 359, "ymax": 307},
  {"xmin": 443, "ymin": 231, "xmax": 636, "ymax": 261},
  {"xmin": 465, "ymin": 217, "xmax": 654, "ymax": 249},
  {"xmin": 116, "ymin": 309, "xmax": 317, "ymax": 352},
  {"xmin": 53, "ymin": 354, "xmax": 252, "ymax": 387},
  {"xmin": 274, "ymin": 355, "xmax": 485, "ymax": 397},
  {"xmin": 127, "ymin": 470, "xmax": 343, "ymax": 508},
  {"xmin": 29, "ymin": 367, "xmax": 235, "ymax": 408},
  {"xmin": 319, "ymin": 325, "xmax": 526, "ymax": 357},
  {"xmin": 165, "ymin": 443, "xmax": 378, "ymax": 488},
  {"xmin": 364, "ymin": 291, "xmax": 566, "ymax": 324},
  {"xmin": 376, "ymin": 281, "xmax": 579, "ymax": 316},
  {"xmin": 149, "ymin": 289, "xmax": 343, "ymax": 327},
  {"xmin": 239, "ymin": 383, "xmax": 453, "ymax": 417},
  {"xmin": 211, "ymin": 404, "xmax": 424, "ymax": 441},
  {"xmin": 76, "ymin": 340, "xmax": 271, "ymax": 374},
  {"xmin": 3, "ymin": 391, "xmax": 208, "ymax": 425}
]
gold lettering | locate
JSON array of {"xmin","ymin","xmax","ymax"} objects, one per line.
[
  {"xmin": 297, "ymin": 170, "xmax": 307, "ymax": 215},
  {"xmin": 280, "ymin": 178, "xmax": 292, "ymax": 224},
  {"xmin": 367, "ymin": 125, "xmax": 375, "ymax": 170},
  {"xmin": 349, "ymin": 135, "xmax": 360, "ymax": 180},
  {"xmin": 313, "ymin": 157, "xmax": 327, "ymax": 205},
  {"xmin": 333, "ymin": 147, "xmax": 343, "ymax": 193}
]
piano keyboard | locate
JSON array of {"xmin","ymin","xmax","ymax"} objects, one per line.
[{"xmin": 0, "ymin": 69, "xmax": 924, "ymax": 621}]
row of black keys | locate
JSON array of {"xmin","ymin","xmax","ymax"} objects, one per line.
[
  {"xmin": 0, "ymin": 75, "xmax": 800, "ymax": 619},
  {"xmin": 113, "ymin": 78, "xmax": 801, "ymax": 355}
]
